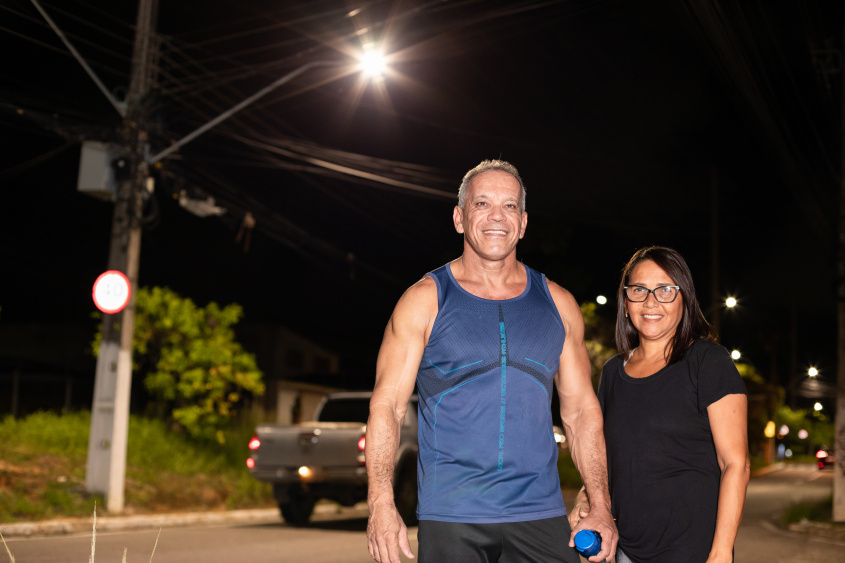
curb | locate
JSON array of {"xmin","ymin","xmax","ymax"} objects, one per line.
[
  {"xmin": 0, "ymin": 504, "xmax": 348, "ymax": 539},
  {"xmin": 760, "ymin": 519, "xmax": 845, "ymax": 544}
]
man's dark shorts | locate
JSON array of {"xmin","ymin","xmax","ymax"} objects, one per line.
[{"xmin": 418, "ymin": 515, "xmax": 580, "ymax": 563}]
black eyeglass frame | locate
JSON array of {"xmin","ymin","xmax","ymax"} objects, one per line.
[{"xmin": 623, "ymin": 285, "xmax": 681, "ymax": 303}]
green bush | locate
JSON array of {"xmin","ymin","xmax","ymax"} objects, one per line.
[
  {"xmin": 749, "ymin": 455, "xmax": 768, "ymax": 473},
  {"xmin": 0, "ymin": 410, "xmax": 273, "ymax": 522},
  {"xmin": 93, "ymin": 286, "xmax": 264, "ymax": 443},
  {"xmin": 781, "ymin": 496, "xmax": 832, "ymax": 526}
]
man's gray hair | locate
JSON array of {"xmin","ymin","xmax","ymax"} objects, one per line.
[{"xmin": 458, "ymin": 159, "xmax": 526, "ymax": 212}]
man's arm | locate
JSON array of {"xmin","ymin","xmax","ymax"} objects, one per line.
[
  {"xmin": 366, "ymin": 277, "xmax": 436, "ymax": 563},
  {"xmin": 548, "ymin": 281, "xmax": 618, "ymax": 563},
  {"xmin": 706, "ymin": 394, "xmax": 750, "ymax": 563}
]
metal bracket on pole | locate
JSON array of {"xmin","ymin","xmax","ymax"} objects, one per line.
[{"xmin": 29, "ymin": 0, "xmax": 127, "ymax": 117}]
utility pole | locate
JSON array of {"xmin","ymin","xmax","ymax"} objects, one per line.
[
  {"xmin": 710, "ymin": 167, "xmax": 721, "ymax": 338},
  {"xmin": 835, "ymin": 20, "xmax": 845, "ymax": 523},
  {"xmin": 85, "ymin": 0, "xmax": 157, "ymax": 514}
]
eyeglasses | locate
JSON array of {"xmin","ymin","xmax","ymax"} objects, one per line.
[{"xmin": 623, "ymin": 285, "xmax": 681, "ymax": 303}]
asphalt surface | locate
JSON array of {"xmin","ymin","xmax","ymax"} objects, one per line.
[{"xmin": 1, "ymin": 465, "xmax": 843, "ymax": 546}]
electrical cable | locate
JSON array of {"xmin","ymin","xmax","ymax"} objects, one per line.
[
  {"xmin": 680, "ymin": 0, "xmax": 834, "ymax": 240},
  {"xmin": 0, "ymin": 140, "xmax": 76, "ymax": 180}
]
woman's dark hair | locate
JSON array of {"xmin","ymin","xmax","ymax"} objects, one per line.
[{"xmin": 615, "ymin": 246, "xmax": 715, "ymax": 365}]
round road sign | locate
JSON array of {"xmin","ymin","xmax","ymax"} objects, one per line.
[{"xmin": 92, "ymin": 270, "xmax": 131, "ymax": 314}]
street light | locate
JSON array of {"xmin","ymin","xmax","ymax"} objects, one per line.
[
  {"xmin": 808, "ymin": 367, "xmax": 819, "ymax": 377},
  {"xmin": 725, "ymin": 297, "xmax": 737, "ymax": 308},
  {"xmin": 814, "ymin": 402, "xmax": 823, "ymax": 412},
  {"xmin": 359, "ymin": 44, "xmax": 386, "ymax": 78},
  {"xmin": 596, "ymin": 295, "xmax": 607, "ymax": 305},
  {"xmin": 730, "ymin": 349, "xmax": 741, "ymax": 361}
]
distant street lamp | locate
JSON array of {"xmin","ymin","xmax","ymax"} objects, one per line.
[
  {"xmin": 808, "ymin": 367, "xmax": 819, "ymax": 377},
  {"xmin": 596, "ymin": 295, "xmax": 607, "ymax": 305},
  {"xmin": 707, "ymin": 296, "xmax": 738, "ymax": 340},
  {"xmin": 814, "ymin": 402, "xmax": 823, "ymax": 412},
  {"xmin": 764, "ymin": 420, "xmax": 776, "ymax": 438},
  {"xmin": 730, "ymin": 349, "xmax": 741, "ymax": 361},
  {"xmin": 360, "ymin": 44, "xmax": 387, "ymax": 78}
]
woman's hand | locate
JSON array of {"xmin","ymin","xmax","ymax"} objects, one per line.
[{"xmin": 568, "ymin": 487, "xmax": 591, "ymax": 529}]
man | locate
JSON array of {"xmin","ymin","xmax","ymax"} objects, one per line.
[{"xmin": 366, "ymin": 160, "xmax": 617, "ymax": 563}]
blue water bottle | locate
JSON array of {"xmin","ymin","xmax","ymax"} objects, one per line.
[{"xmin": 574, "ymin": 529, "xmax": 601, "ymax": 558}]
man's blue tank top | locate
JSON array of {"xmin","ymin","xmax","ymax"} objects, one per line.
[{"xmin": 416, "ymin": 262, "xmax": 567, "ymax": 523}]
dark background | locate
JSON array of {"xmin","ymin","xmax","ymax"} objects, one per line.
[{"xmin": 1, "ymin": 0, "xmax": 841, "ymax": 408}]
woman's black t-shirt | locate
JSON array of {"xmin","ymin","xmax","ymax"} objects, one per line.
[{"xmin": 597, "ymin": 340, "xmax": 747, "ymax": 563}]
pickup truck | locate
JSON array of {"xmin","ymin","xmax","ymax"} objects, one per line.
[{"xmin": 247, "ymin": 391, "xmax": 419, "ymax": 526}]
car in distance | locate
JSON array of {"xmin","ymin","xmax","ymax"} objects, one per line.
[
  {"xmin": 247, "ymin": 391, "xmax": 419, "ymax": 526},
  {"xmin": 816, "ymin": 447, "xmax": 835, "ymax": 470}
]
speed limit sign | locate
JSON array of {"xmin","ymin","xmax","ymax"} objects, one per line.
[{"xmin": 92, "ymin": 270, "xmax": 131, "ymax": 314}]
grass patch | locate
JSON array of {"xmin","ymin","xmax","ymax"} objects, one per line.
[
  {"xmin": 749, "ymin": 455, "xmax": 768, "ymax": 473},
  {"xmin": 786, "ymin": 454, "xmax": 817, "ymax": 464},
  {"xmin": 557, "ymin": 449, "xmax": 583, "ymax": 489},
  {"xmin": 780, "ymin": 495, "xmax": 832, "ymax": 526},
  {"xmin": 0, "ymin": 411, "xmax": 273, "ymax": 522}
]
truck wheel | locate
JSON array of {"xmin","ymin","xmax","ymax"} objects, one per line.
[
  {"xmin": 394, "ymin": 461, "xmax": 418, "ymax": 526},
  {"xmin": 280, "ymin": 493, "xmax": 315, "ymax": 526}
]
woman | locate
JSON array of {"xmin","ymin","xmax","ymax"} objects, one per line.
[{"xmin": 571, "ymin": 246, "xmax": 749, "ymax": 563}]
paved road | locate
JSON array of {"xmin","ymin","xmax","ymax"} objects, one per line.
[
  {"xmin": 3, "ymin": 507, "xmax": 382, "ymax": 563},
  {"xmin": 3, "ymin": 465, "xmax": 842, "ymax": 562},
  {"xmin": 734, "ymin": 464, "xmax": 843, "ymax": 562}
]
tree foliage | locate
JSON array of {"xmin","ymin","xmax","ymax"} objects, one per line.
[
  {"xmin": 773, "ymin": 404, "xmax": 834, "ymax": 452},
  {"xmin": 580, "ymin": 302, "xmax": 616, "ymax": 391},
  {"xmin": 94, "ymin": 287, "xmax": 263, "ymax": 443}
]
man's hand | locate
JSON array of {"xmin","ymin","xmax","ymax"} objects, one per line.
[
  {"xmin": 569, "ymin": 505, "xmax": 618, "ymax": 563},
  {"xmin": 367, "ymin": 502, "xmax": 415, "ymax": 562}
]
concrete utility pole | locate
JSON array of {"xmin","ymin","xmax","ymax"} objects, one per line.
[
  {"xmin": 85, "ymin": 0, "xmax": 158, "ymax": 514},
  {"xmin": 835, "ymin": 20, "xmax": 845, "ymax": 523}
]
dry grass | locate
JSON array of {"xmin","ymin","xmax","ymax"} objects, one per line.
[
  {"xmin": 1, "ymin": 530, "xmax": 15, "ymax": 562},
  {"xmin": 1, "ymin": 503, "xmax": 161, "ymax": 563}
]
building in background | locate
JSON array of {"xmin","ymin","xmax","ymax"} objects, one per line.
[{"xmin": 237, "ymin": 324, "xmax": 343, "ymax": 424}]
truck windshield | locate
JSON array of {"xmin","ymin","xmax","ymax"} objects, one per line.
[{"xmin": 318, "ymin": 399, "xmax": 370, "ymax": 423}]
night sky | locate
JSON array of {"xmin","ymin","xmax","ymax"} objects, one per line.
[{"xmin": 1, "ymin": 0, "xmax": 841, "ymax": 401}]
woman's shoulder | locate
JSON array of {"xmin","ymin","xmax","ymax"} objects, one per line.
[
  {"xmin": 601, "ymin": 353, "xmax": 624, "ymax": 373},
  {"xmin": 685, "ymin": 339, "xmax": 742, "ymax": 378},
  {"xmin": 687, "ymin": 339, "xmax": 730, "ymax": 359},
  {"xmin": 597, "ymin": 353, "xmax": 623, "ymax": 396}
]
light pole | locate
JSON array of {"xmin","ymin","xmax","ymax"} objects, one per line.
[
  {"xmin": 32, "ymin": 0, "xmax": 391, "ymax": 514},
  {"xmin": 88, "ymin": 48, "xmax": 388, "ymax": 512}
]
